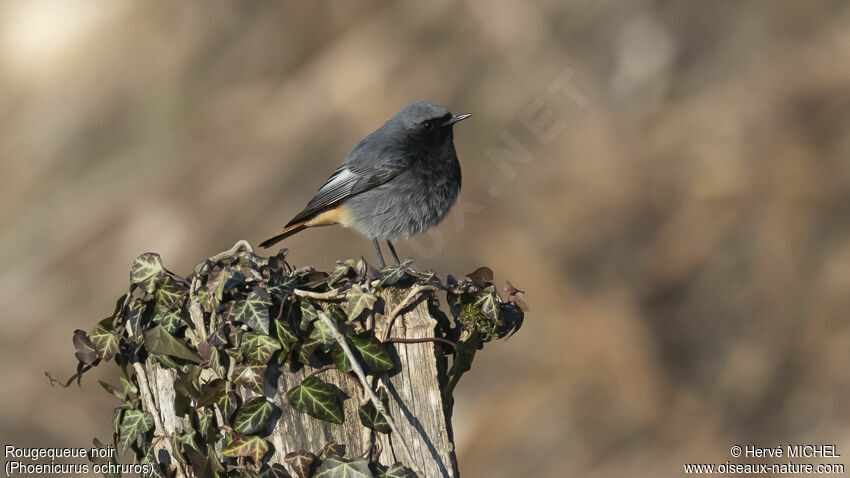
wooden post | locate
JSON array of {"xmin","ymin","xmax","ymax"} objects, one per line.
[{"xmin": 139, "ymin": 287, "xmax": 459, "ymax": 478}]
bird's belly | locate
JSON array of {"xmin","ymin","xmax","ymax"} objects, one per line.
[{"xmin": 346, "ymin": 176, "xmax": 459, "ymax": 241}]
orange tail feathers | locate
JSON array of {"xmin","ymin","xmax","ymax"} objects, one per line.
[{"xmin": 259, "ymin": 222, "xmax": 308, "ymax": 248}]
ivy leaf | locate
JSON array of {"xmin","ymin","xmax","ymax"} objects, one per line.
[
  {"xmin": 275, "ymin": 319, "xmax": 298, "ymax": 345},
  {"xmin": 240, "ymin": 332, "xmax": 282, "ymax": 365},
  {"xmin": 375, "ymin": 463, "xmax": 419, "ymax": 478},
  {"xmin": 327, "ymin": 260, "xmax": 355, "ymax": 285},
  {"xmin": 173, "ymin": 427, "xmax": 199, "ymax": 465},
  {"xmin": 284, "ymin": 451, "xmax": 317, "ymax": 478},
  {"xmin": 260, "ymin": 463, "xmax": 293, "ymax": 478},
  {"xmin": 125, "ymin": 299, "xmax": 150, "ymax": 342},
  {"xmin": 90, "ymin": 322, "xmax": 120, "ymax": 361},
  {"xmin": 330, "ymin": 344, "xmax": 351, "ymax": 374},
  {"xmin": 275, "ymin": 319, "xmax": 298, "ymax": 358},
  {"xmin": 231, "ymin": 287, "xmax": 273, "ymax": 334},
  {"xmin": 216, "ymin": 391, "xmax": 240, "ymax": 422},
  {"xmin": 313, "ymin": 455, "xmax": 371, "ymax": 478},
  {"xmin": 155, "ymin": 276, "xmax": 186, "ymax": 309},
  {"xmin": 224, "ymin": 271, "xmax": 246, "ymax": 291},
  {"xmin": 130, "ymin": 253, "xmax": 165, "ymax": 293},
  {"xmin": 143, "ymin": 325, "xmax": 201, "ymax": 363},
  {"xmin": 73, "ymin": 329, "xmax": 98, "ymax": 364},
  {"xmin": 299, "ymin": 300, "xmax": 318, "ymax": 331},
  {"xmin": 350, "ymin": 332, "xmax": 394, "ymax": 373},
  {"xmin": 318, "ymin": 441, "xmax": 345, "ymax": 459},
  {"xmin": 118, "ymin": 409, "xmax": 154, "ymax": 454},
  {"xmin": 346, "ymin": 285, "xmax": 377, "ymax": 320},
  {"xmin": 199, "ymin": 267, "xmax": 229, "ymax": 312},
  {"xmin": 152, "ymin": 304, "xmax": 184, "ymax": 335},
  {"xmin": 120, "ymin": 375, "xmax": 138, "ymax": 396},
  {"xmin": 379, "ymin": 259, "xmax": 413, "ymax": 286},
  {"xmin": 233, "ymin": 397, "xmax": 275, "ymax": 435},
  {"xmin": 233, "ymin": 364, "xmax": 266, "ymax": 394},
  {"xmin": 222, "ymin": 434, "xmax": 269, "ymax": 463},
  {"xmin": 286, "ymin": 377, "xmax": 343, "ymax": 424},
  {"xmin": 296, "ymin": 337, "xmax": 321, "ymax": 366},
  {"xmin": 196, "ymin": 379, "xmax": 226, "ymax": 407},
  {"xmin": 309, "ymin": 317, "xmax": 335, "ymax": 345},
  {"xmin": 111, "ymin": 407, "xmax": 123, "ymax": 435},
  {"xmin": 358, "ymin": 386, "xmax": 391, "ymax": 433}
]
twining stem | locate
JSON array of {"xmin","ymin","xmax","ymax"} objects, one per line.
[
  {"xmin": 293, "ymin": 288, "xmax": 344, "ymax": 300},
  {"xmin": 379, "ymin": 284, "xmax": 438, "ymax": 342},
  {"xmin": 384, "ymin": 337, "xmax": 456, "ymax": 348},
  {"xmin": 207, "ymin": 239, "xmax": 253, "ymax": 263},
  {"xmin": 314, "ymin": 311, "xmax": 414, "ymax": 460}
]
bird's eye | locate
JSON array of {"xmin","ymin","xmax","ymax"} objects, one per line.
[{"xmin": 423, "ymin": 121, "xmax": 434, "ymax": 130}]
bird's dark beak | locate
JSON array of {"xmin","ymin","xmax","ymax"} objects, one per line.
[{"xmin": 442, "ymin": 113, "xmax": 472, "ymax": 127}]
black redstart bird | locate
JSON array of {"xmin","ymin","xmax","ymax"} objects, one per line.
[{"xmin": 260, "ymin": 101, "xmax": 471, "ymax": 266}]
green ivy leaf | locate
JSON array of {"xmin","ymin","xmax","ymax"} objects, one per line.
[
  {"xmin": 143, "ymin": 325, "xmax": 201, "ymax": 363},
  {"xmin": 111, "ymin": 407, "xmax": 123, "ymax": 435},
  {"xmin": 231, "ymin": 287, "xmax": 273, "ymax": 334},
  {"xmin": 240, "ymin": 332, "xmax": 282, "ymax": 365},
  {"xmin": 199, "ymin": 267, "xmax": 229, "ymax": 312},
  {"xmin": 196, "ymin": 379, "xmax": 226, "ymax": 407},
  {"xmin": 318, "ymin": 441, "xmax": 345, "ymax": 459},
  {"xmin": 379, "ymin": 259, "xmax": 413, "ymax": 286},
  {"xmin": 90, "ymin": 324, "xmax": 120, "ymax": 361},
  {"xmin": 259, "ymin": 463, "xmax": 293, "ymax": 478},
  {"xmin": 345, "ymin": 284, "xmax": 377, "ymax": 320},
  {"xmin": 350, "ymin": 332, "xmax": 394, "ymax": 373},
  {"xmin": 314, "ymin": 455, "xmax": 371, "ymax": 478},
  {"xmin": 299, "ymin": 299, "xmax": 318, "ymax": 331},
  {"xmin": 286, "ymin": 377, "xmax": 343, "ymax": 424},
  {"xmin": 217, "ymin": 391, "xmax": 240, "ymax": 422},
  {"xmin": 284, "ymin": 451, "xmax": 317, "ymax": 478},
  {"xmin": 275, "ymin": 319, "xmax": 298, "ymax": 344},
  {"xmin": 375, "ymin": 463, "xmax": 418, "ymax": 478},
  {"xmin": 152, "ymin": 303, "xmax": 184, "ymax": 334},
  {"xmin": 120, "ymin": 375, "xmax": 138, "ymax": 396},
  {"xmin": 130, "ymin": 253, "xmax": 165, "ymax": 293},
  {"xmin": 330, "ymin": 344, "xmax": 351, "ymax": 374},
  {"xmin": 155, "ymin": 275, "xmax": 186, "ymax": 309},
  {"xmin": 327, "ymin": 260, "xmax": 355, "ymax": 286},
  {"xmin": 275, "ymin": 319, "xmax": 298, "ymax": 359},
  {"xmin": 297, "ymin": 337, "xmax": 321, "ymax": 365},
  {"xmin": 233, "ymin": 397, "xmax": 275, "ymax": 435},
  {"xmin": 173, "ymin": 427, "xmax": 198, "ymax": 465},
  {"xmin": 358, "ymin": 386, "xmax": 391, "ymax": 433},
  {"xmin": 233, "ymin": 364, "xmax": 266, "ymax": 394},
  {"xmin": 118, "ymin": 409, "xmax": 154, "ymax": 454},
  {"xmin": 222, "ymin": 434, "xmax": 269, "ymax": 463},
  {"xmin": 125, "ymin": 299, "xmax": 149, "ymax": 343},
  {"xmin": 309, "ymin": 317, "xmax": 335, "ymax": 345}
]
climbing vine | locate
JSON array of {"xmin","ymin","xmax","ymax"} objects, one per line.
[{"xmin": 52, "ymin": 241, "xmax": 526, "ymax": 477}]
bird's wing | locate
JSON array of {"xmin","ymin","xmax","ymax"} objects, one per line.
[{"xmin": 285, "ymin": 145, "xmax": 408, "ymax": 226}]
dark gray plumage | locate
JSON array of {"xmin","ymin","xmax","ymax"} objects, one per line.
[{"xmin": 260, "ymin": 101, "xmax": 470, "ymax": 266}]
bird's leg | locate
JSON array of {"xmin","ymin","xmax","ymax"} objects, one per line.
[
  {"xmin": 373, "ymin": 239, "xmax": 386, "ymax": 268},
  {"xmin": 386, "ymin": 241, "xmax": 401, "ymax": 265}
]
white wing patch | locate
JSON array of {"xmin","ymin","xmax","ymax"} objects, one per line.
[{"xmin": 319, "ymin": 168, "xmax": 356, "ymax": 193}]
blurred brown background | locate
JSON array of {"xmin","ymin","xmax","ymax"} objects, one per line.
[{"xmin": 3, "ymin": 1, "xmax": 850, "ymax": 476}]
